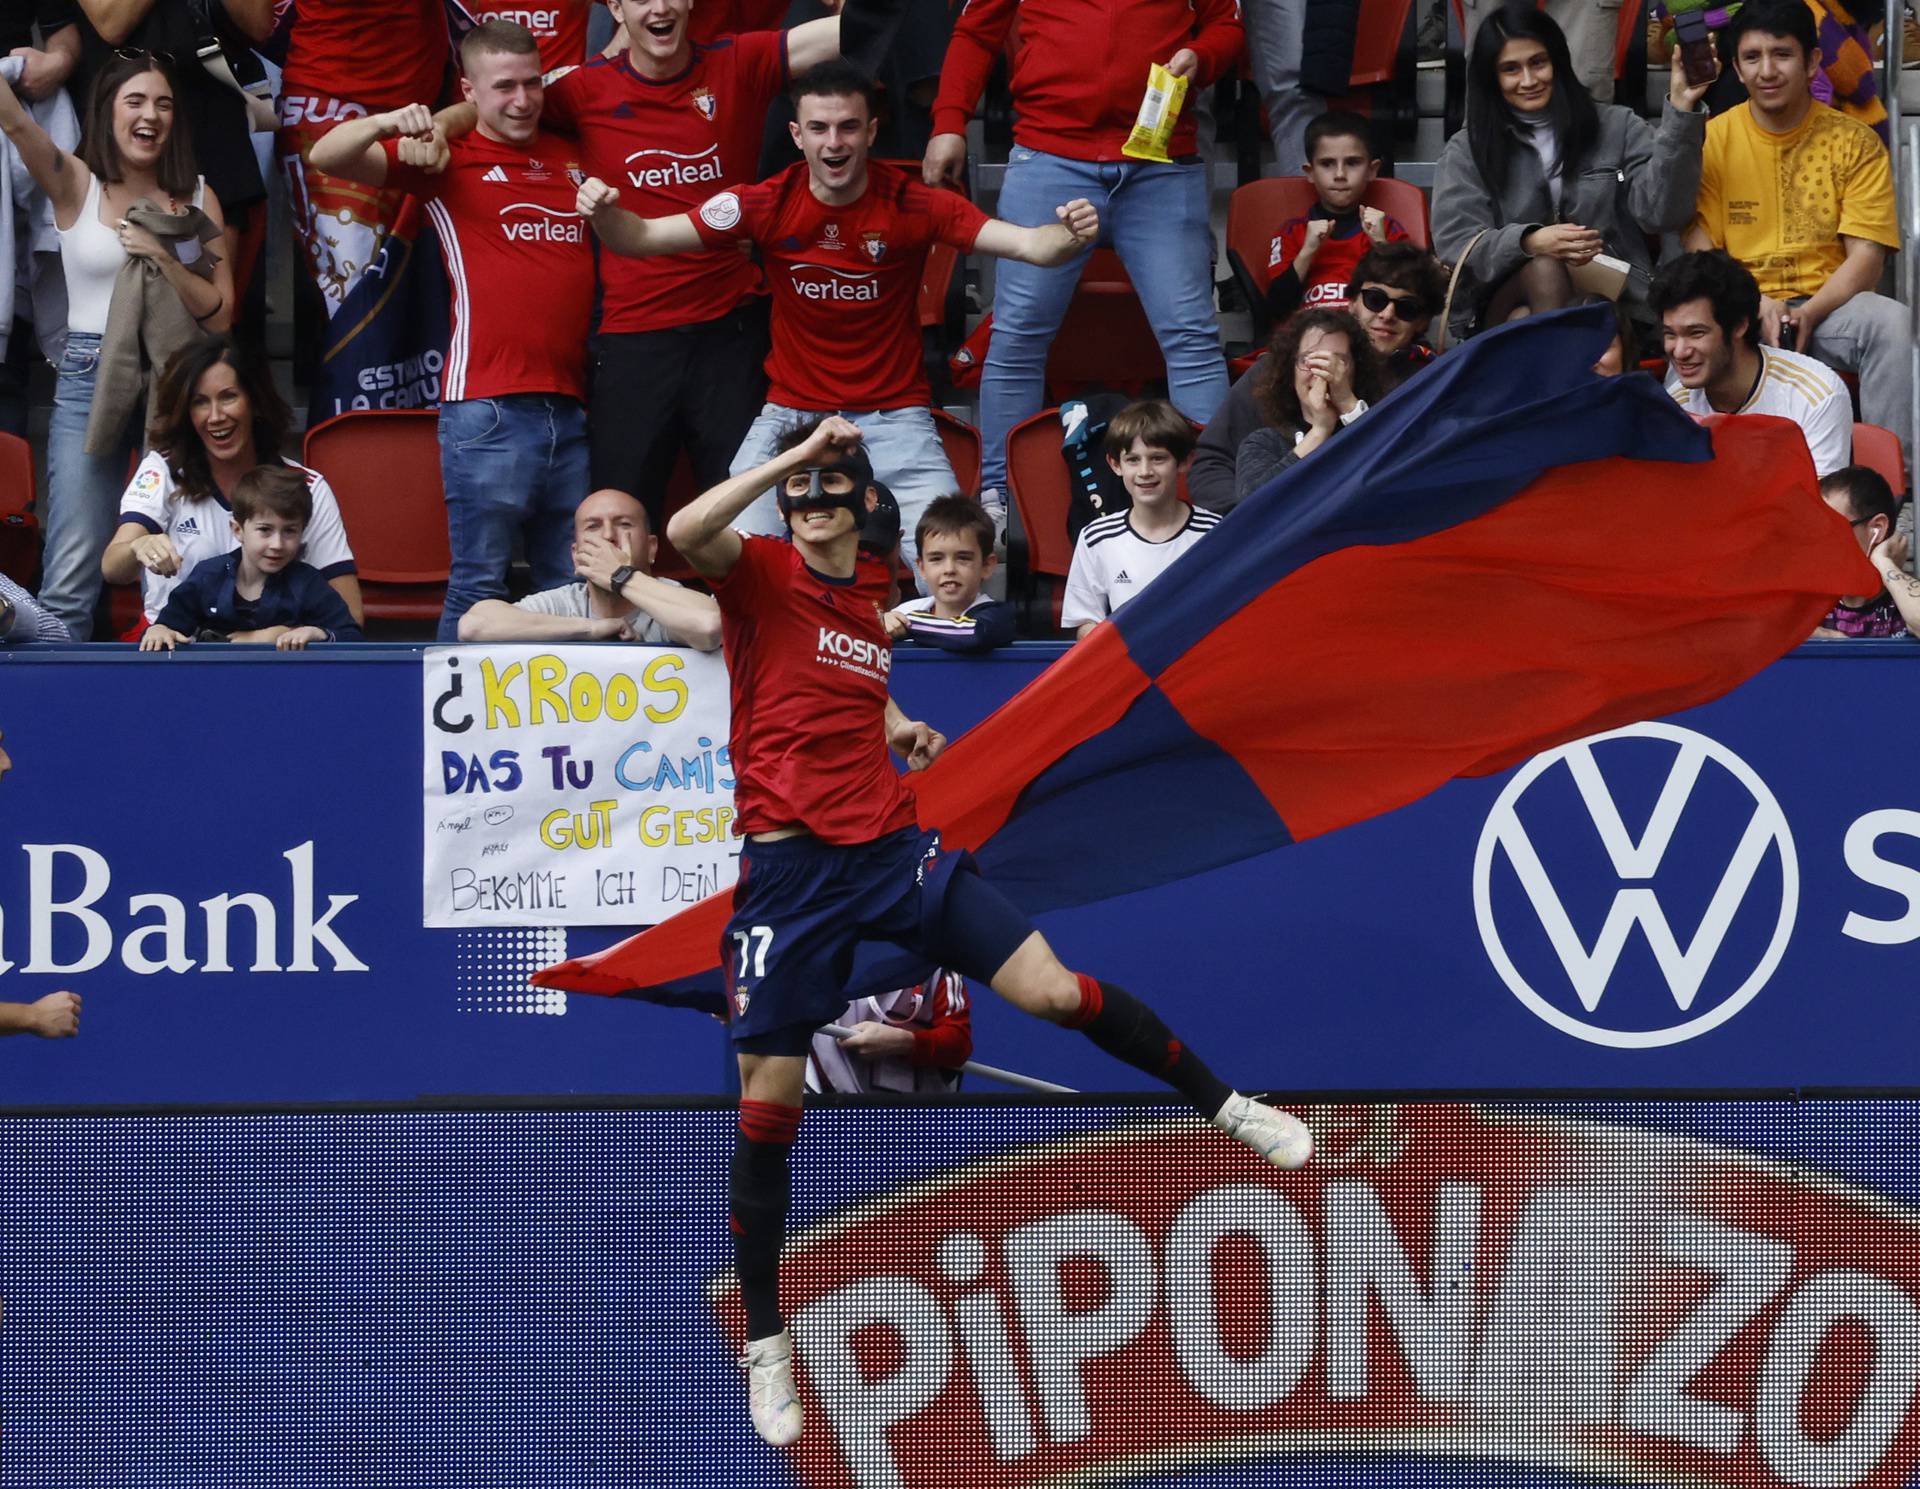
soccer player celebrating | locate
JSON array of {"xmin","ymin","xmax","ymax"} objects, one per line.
[
  {"xmin": 665, "ymin": 415, "xmax": 1313, "ymax": 1448},
  {"xmin": 310, "ymin": 21, "xmax": 596, "ymax": 640},
  {"xmin": 578, "ymin": 60, "xmax": 1103, "ymax": 563}
]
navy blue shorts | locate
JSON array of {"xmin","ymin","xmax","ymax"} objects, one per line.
[{"xmin": 723, "ymin": 826, "xmax": 1034, "ymax": 1056}]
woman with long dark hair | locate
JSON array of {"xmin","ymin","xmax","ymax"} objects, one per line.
[
  {"xmin": 101, "ymin": 337, "xmax": 361, "ymax": 635},
  {"xmin": 1432, "ymin": 2, "xmax": 1713, "ymax": 339},
  {"xmin": 0, "ymin": 50, "xmax": 235, "ymax": 638}
]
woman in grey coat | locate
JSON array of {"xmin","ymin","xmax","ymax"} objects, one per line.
[{"xmin": 1432, "ymin": 1, "xmax": 1715, "ymax": 341}]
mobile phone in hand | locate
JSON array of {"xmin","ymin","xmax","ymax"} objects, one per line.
[{"xmin": 1680, "ymin": 36, "xmax": 1718, "ymax": 86}]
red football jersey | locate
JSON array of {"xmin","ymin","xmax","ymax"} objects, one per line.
[
  {"xmin": 543, "ymin": 35, "xmax": 787, "ymax": 334},
  {"xmin": 1266, "ymin": 209, "xmax": 1411, "ymax": 304},
  {"xmin": 689, "ymin": 0, "xmax": 790, "ymax": 44},
  {"xmin": 385, "ymin": 131, "xmax": 595, "ymax": 401},
  {"xmin": 467, "ymin": 0, "xmax": 593, "ymax": 70},
  {"xmin": 690, "ymin": 161, "xmax": 989, "ymax": 410},
  {"xmin": 284, "ymin": 0, "xmax": 449, "ymax": 111},
  {"xmin": 716, "ymin": 538, "xmax": 916, "ymax": 844}
]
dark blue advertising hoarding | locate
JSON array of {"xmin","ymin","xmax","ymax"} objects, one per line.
[{"xmin": 1, "ymin": 644, "xmax": 1918, "ymax": 1105}]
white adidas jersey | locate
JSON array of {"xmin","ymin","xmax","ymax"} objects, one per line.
[
  {"xmin": 118, "ymin": 452, "xmax": 358, "ymax": 622},
  {"xmin": 1061, "ymin": 506, "xmax": 1221, "ymax": 629},
  {"xmin": 1667, "ymin": 344, "xmax": 1852, "ymax": 478}
]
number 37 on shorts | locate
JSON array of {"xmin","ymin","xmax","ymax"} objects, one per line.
[{"xmin": 730, "ymin": 926, "xmax": 774, "ymax": 1015}]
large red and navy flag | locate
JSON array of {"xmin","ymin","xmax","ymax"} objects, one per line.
[{"xmin": 533, "ymin": 306, "xmax": 1878, "ymax": 1005}]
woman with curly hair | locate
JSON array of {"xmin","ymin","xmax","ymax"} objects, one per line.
[{"xmin": 1233, "ymin": 305, "xmax": 1384, "ymax": 506}]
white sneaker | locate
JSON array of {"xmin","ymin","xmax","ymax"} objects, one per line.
[
  {"xmin": 1214, "ymin": 1092, "xmax": 1313, "ymax": 1169},
  {"xmin": 740, "ymin": 1330, "xmax": 804, "ymax": 1447}
]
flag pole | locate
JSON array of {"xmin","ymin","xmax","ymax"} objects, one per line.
[{"xmin": 820, "ymin": 1023, "xmax": 1079, "ymax": 1095}]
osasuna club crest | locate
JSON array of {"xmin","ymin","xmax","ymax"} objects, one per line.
[
  {"xmin": 861, "ymin": 231, "xmax": 885, "ymax": 261},
  {"xmin": 691, "ymin": 86, "xmax": 716, "ymax": 120}
]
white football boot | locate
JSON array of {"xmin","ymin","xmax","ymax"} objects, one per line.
[
  {"xmin": 1214, "ymin": 1092, "xmax": 1313, "ymax": 1169},
  {"xmin": 740, "ymin": 1330, "xmax": 804, "ymax": 1447}
]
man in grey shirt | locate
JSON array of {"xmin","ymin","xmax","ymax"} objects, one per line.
[
  {"xmin": 0, "ymin": 573, "xmax": 70, "ymax": 642},
  {"xmin": 457, "ymin": 488, "xmax": 721, "ymax": 650}
]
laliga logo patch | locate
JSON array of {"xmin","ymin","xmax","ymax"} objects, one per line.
[
  {"xmin": 861, "ymin": 231, "xmax": 885, "ymax": 262},
  {"xmin": 1473, "ymin": 722, "xmax": 1797, "ymax": 1049},
  {"xmin": 692, "ymin": 85, "xmax": 716, "ymax": 120},
  {"xmin": 698, "ymin": 192, "xmax": 742, "ymax": 232},
  {"xmin": 134, "ymin": 466, "xmax": 162, "ymax": 495}
]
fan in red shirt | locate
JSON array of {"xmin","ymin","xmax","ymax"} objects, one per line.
[
  {"xmin": 437, "ymin": 0, "xmax": 846, "ymax": 527},
  {"xmin": 922, "ymin": 0, "xmax": 1242, "ymax": 526},
  {"xmin": 310, "ymin": 21, "xmax": 596, "ymax": 640},
  {"xmin": 277, "ymin": 0, "xmax": 453, "ymax": 318},
  {"xmin": 466, "ymin": 0, "xmax": 596, "ymax": 70},
  {"xmin": 661, "ymin": 412, "xmax": 1315, "ymax": 1450},
  {"xmin": 578, "ymin": 60, "xmax": 1102, "ymax": 562}
]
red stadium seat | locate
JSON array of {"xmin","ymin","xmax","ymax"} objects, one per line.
[
  {"xmin": 1350, "ymin": 0, "xmax": 1419, "ymax": 85},
  {"xmin": 1853, "ymin": 422, "xmax": 1908, "ymax": 497},
  {"xmin": 0, "ymin": 430, "xmax": 38, "ymax": 587},
  {"xmin": 303, "ymin": 409, "xmax": 449, "ymax": 622},
  {"xmin": 1225, "ymin": 176, "xmax": 1432, "ymax": 341},
  {"xmin": 1005, "ymin": 408, "xmax": 1075, "ymax": 627},
  {"xmin": 932, "ymin": 408, "xmax": 982, "ymax": 499},
  {"xmin": 1046, "ymin": 249, "xmax": 1166, "ymax": 404}
]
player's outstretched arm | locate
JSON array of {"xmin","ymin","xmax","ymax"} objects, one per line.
[
  {"xmin": 972, "ymin": 198, "xmax": 1099, "ymax": 268},
  {"xmin": 308, "ymin": 103, "xmax": 437, "ymax": 187},
  {"xmin": 668, "ymin": 416, "xmax": 866, "ymax": 582},
  {"xmin": 574, "ymin": 177, "xmax": 703, "ymax": 259},
  {"xmin": 883, "ymin": 696, "xmax": 946, "ymax": 771}
]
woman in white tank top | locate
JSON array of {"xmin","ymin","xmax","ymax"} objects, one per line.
[{"xmin": 0, "ymin": 51, "xmax": 234, "ymax": 639}]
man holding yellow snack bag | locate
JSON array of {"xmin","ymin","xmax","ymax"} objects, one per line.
[{"xmin": 924, "ymin": 0, "xmax": 1242, "ymax": 529}]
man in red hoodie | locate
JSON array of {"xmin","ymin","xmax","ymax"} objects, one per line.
[{"xmin": 923, "ymin": 0, "xmax": 1241, "ymax": 525}]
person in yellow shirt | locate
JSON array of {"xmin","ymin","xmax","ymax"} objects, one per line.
[{"xmin": 1684, "ymin": 0, "xmax": 1908, "ymax": 470}]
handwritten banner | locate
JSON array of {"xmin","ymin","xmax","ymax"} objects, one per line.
[{"xmin": 422, "ymin": 645, "xmax": 737, "ymax": 928}]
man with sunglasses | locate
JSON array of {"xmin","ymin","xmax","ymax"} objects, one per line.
[
  {"xmin": 664, "ymin": 412, "xmax": 1314, "ymax": 1448},
  {"xmin": 1191, "ymin": 241, "xmax": 1444, "ymax": 513},
  {"xmin": 1346, "ymin": 241, "xmax": 1446, "ymax": 392}
]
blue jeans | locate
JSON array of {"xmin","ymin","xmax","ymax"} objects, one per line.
[
  {"xmin": 43, "ymin": 332, "xmax": 142, "ymax": 641},
  {"xmin": 728, "ymin": 403, "xmax": 960, "ymax": 565},
  {"xmin": 437, "ymin": 394, "xmax": 589, "ymax": 641},
  {"xmin": 979, "ymin": 148, "xmax": 1228, "ymax": 496}
]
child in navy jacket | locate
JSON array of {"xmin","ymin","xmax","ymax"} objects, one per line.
[{"xmin": 141, "ymin": 465, "xmax": 363, "ymax": 651}]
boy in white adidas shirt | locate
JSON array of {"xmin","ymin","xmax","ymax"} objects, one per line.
[{"xmin": 1061, "ymin": 400, "xmax": 1220, "ymax": 639}]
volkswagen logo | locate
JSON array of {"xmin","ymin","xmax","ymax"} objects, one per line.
[{"xmin": 1472, "ymin": 722, "xmax": 1798, "ymax": 1048}]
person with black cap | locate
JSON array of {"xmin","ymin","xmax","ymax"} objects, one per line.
[{"xmin": 663, "ymin": 413, "xmax": 1316, "ymax": 1450}]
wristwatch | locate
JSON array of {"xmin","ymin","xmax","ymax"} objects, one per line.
[{"xmin": 608, "ymin": 564, "xmax": 636, "ymax": 593}]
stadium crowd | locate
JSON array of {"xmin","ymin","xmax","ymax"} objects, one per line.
[{"xmin": 0, "ymin": 0, "xmax": 1914, "ymax": 647}]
